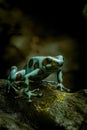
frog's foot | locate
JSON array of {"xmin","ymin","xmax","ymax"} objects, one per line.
[
  {"xmin": 24, "ymin": 88, "xmax": 43, "ymax": 102},
  {"xmin": 7, "ymin": 81, "xmax": 19, "ymax": 93},
  {"xmin": 56, "ymin": 83, "xmax": 70, "ymax": 92},
  {"xmin": 31, "ymin": 88, "xmax": 43, "ymax": 97}
]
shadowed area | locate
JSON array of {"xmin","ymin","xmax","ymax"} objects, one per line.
[
  {"xmin": 0, "ymin": 1, "xmax": 87, "ymax": 130},
  {"xmin": 0, "ymin": 79, "xmax": 87, "ymax": 130}
]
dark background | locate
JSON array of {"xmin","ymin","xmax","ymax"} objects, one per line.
[{"xmin": 0, "ymin": 0, "xmax": 87, "ymax": 89}]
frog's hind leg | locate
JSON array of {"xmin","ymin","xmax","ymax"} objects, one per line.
[
  {"xmin": 24, "ymin": 68, "xmax": 43, "ymax": 101},
  {"xmin": 24, "ymin": 68, "xmax": 40, "ymax": 86}
]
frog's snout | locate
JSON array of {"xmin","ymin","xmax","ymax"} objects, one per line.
[{"xmin": 57, "ymin": 55, "xmax": 64, "ymax": 65}]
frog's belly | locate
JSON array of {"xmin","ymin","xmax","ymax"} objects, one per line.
[{"xmin": 29, "ymin": 73, "xmax": 50, "ymax": 81}]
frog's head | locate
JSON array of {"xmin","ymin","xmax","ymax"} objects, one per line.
[
  {"xmin": 11, "ymin": 66, "xmax": 18, "ymax": 72},
  {"xmin": 56, "ymin": 55, "xmax": 64, "ymax": 66}
]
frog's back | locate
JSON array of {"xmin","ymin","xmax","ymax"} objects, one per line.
[
  {"xmin": 23, "ymin": 55, "xmax": 62, "ymax": 81},
  {"xmin": 25, "ymin": 56, "xmax": 46, "ymax": 73}
]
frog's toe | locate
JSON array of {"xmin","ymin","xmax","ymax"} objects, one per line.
[
  {"xmin": 56, "ymin": 83, "xmax": 65, "ymax": 91},
  {"xmin": 64, "ymin": 87, "xmax": 71, "ymax": 92},
  {"xmin": 38, "ymin": 93, "xmax": 43, "ymax": 97},
  {"xmin": 36, "ymin": 88, "xmax": 40, "ymax": 91},
  {"xmin": 28, "ymin": 99, "xmax": 32, "ymax": 102},
  {"xmin": 31, "ymin": 88, "xmax": 40, "ymax": 92},
  {"xmin": 57, "ymin": 83, "xmax": 70, "ymax": 92}
]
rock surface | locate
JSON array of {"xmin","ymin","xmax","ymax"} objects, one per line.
[{"xmin": 0, "ymin": 79, "xmax": 87, "ymax": 130}]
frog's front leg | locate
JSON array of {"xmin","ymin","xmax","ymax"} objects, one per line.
[
  {"xmin": 56, "ymin": 69, "xmax": 70, "ymax": 92},
  {"xmin": 7, "ymin": 66, "xmax": 25, "ymax": 93},
  {"xmin": 24, "ymin": 68, "xmax": 42, "ymax": 102}
]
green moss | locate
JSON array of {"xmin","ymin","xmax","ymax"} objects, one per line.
[
  {"xmin": 36, "ymin": 105, "xmax": 50, "ymax": 112},
  {"xmin": 56, "ymin": 92, "xmax": 67, "ymax": 102},
  {"xmin": 35, "ymin": 101, "xmax": 50, "ymax": 112}
]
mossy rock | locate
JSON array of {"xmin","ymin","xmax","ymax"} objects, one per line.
[{"xmin": 0, "ymin": 79, "xmax": 87, "ymax": 130}]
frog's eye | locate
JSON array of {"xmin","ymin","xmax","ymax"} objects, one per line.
[
  {"xmin": 11, "ymin": 66, "xmax": 18, "ymax": 71},
  {"xmin": 16, "ymin": 73, "xmax": 22, "ymax": 80},
  {"xmin": 42, "ymin": 58, "xmax": 51, "ymax": 66},
  {"xmin": 57, "ymin": 55, "xmax": 64, "ymax": 61}
]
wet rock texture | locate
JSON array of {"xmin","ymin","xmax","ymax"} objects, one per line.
[{"xmin": 0, "ymin": 79, "xmax": 87, "ymax": 130}]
